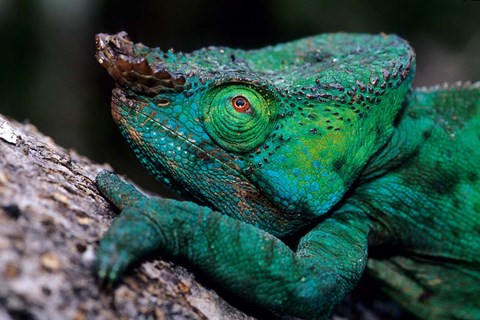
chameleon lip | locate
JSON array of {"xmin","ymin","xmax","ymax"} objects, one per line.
[
  {"xmin": 110, "ymin": 91, "xmax": 321, "ymax": 235},
  {"xmin": 109, "ymin": 88, "xmax": 293, "ymax": 225},
  {"xmin": 96, "ymin": 32, "xmax": 186, "ymax": 94},
  {"xmin": 110, "ymin": 100, "xmax": 300, "ymax": 234},
  {"xmin": 111, "ymin": 87, "xmax": 246, "ymax": 178}
]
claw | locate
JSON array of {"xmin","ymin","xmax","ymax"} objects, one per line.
[{"xmin": 96, "ymin": 241, "xmax": 132, "ymax": 288}]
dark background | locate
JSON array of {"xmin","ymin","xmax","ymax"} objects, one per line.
[{"xmin": 1, "ymin": 0, "xmax": 479, "ymax": 192}]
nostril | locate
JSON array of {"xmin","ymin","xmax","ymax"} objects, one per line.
[{"xmin": 157, "ymin": 99, "xmax": 171, "ymax": 107}]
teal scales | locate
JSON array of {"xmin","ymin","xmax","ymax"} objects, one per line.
[{"xmin": 94, "ymin": 32, "xmax": 480, "ymax": 319}]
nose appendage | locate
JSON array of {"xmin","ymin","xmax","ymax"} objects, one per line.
[{"xmin": 95, "ymin": 32, "xmax": 186, "ymax": 95}]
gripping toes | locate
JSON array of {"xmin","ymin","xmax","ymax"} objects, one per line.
[
  {"xmin": 96, "ymin": 241, "xmax": 132, "ymax": 286},
  {"xmin": 96, "ymin": 205, "xmax": 165, "ymax": 284},
  {"xmin": 96, "ymin": 171, "xmax": 146, "ymax": 209}
]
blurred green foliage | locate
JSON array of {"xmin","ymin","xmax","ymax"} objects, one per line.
[{"xmin": 0, "ymin": 0, "xmax": 479, "ymax": 192}]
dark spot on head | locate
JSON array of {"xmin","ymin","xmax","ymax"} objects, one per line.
[
  {"xmin": 356, "ymin": 81, "xmax": 366, "ymax": 92},
  {"xmin": 383, "ymin": 70, "xmax": 391, "ymax": 81},
  {"xmin": 468, "ymin": 172, "xmax": 478, "ymax": 183},
  {"xmin": 333, "ymin": 158, "xmax": 345, "ymax": 173},
  {"xmin": 473, "ymin": 223, "xmax": 480, "ymax": 235},
  {"xmin": 451, "ymin": 229, "xmax": 459, "ymax": 238},
  {"xmin": 422, "ymin": 130, "xmax": 432, "ymax": 140},
  {"xmin": 452, "ymin": 198, "xmax": 461, "ymax": 209},
  {"xmin": 245, "ymin": 166, "xmax": 254, "ymax": 175}
]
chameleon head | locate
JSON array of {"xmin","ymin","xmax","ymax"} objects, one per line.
[{"xmin": 96, "ymin": 32, "xmax": 415, "ymax": 237}]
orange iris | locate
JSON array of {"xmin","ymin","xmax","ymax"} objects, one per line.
[{"xmin": 231, "ymin": 96, "xmax": 250, "ymax": 113}]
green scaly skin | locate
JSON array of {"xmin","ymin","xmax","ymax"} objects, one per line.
[{"xmin": 94, "ymin": 32, "xmax": 480, "ymax": 319}]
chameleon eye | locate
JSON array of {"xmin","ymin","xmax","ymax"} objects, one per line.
[
  {"xmin": 203, "ymin": 84, "xmax": 278, "ymax": 153},
  {"xmin": 232, "ymin": 96, "xmax": 251, "ymax": 113}
]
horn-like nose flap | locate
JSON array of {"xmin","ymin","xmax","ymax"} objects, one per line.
[{"xmin": 95, "ymin": 32, "xmax": 186, "ymax": 95}]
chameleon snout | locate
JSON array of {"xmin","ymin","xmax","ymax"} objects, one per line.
[{"xmin": 95, "ymin": 32, "xmax": 186, "ymax": 95}]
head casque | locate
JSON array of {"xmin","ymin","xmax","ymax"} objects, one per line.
[{"xmin": 96, "ymin": 32, "xmax": 415, "ymax": 237}]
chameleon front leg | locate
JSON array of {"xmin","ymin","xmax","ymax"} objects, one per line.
[{"xmin": 96, "ymin": 172, "xmax": 369, "ymax": 319}]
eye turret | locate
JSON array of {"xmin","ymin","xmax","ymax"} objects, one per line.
[{"xmin": 203, "ymin": 85, "xmax": 277, "ymax": 153}]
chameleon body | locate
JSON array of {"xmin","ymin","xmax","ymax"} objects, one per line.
[{"xmin": 95, "ymin": 32, "xmax": 480, "ymax": 319}]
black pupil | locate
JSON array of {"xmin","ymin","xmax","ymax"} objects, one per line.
[{"xmin": 235, "ymin": 98, "xmax": 246, "ymax": 107}]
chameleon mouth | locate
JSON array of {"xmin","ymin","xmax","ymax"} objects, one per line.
[
  {"xmin": 110, "ymin": 88, "xmax": 241, "ymax": 177},
  {"xmin": 109, "ymin": 88, "xmax": 301, "ymax": 236},
  {"xmin": 96, "ymin": 32, "xmax": 186, "ymax": 95},
  {"xmin": 110, "ymin": 88, "xmax": 219, "ymax": 185}
]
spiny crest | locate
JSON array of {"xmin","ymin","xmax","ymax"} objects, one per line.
[{"xmin": 96, "ymin": 32, "xmax": 415, "ymax": 102}]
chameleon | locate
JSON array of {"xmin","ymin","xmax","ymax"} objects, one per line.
[{"xmin": 94, "ymin": 31, "xmax": 480, "ymax": 319}]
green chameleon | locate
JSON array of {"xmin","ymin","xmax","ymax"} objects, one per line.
[{"xmin": 94, "ymin": 32, "xmax": 480, "ymax": 319}]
